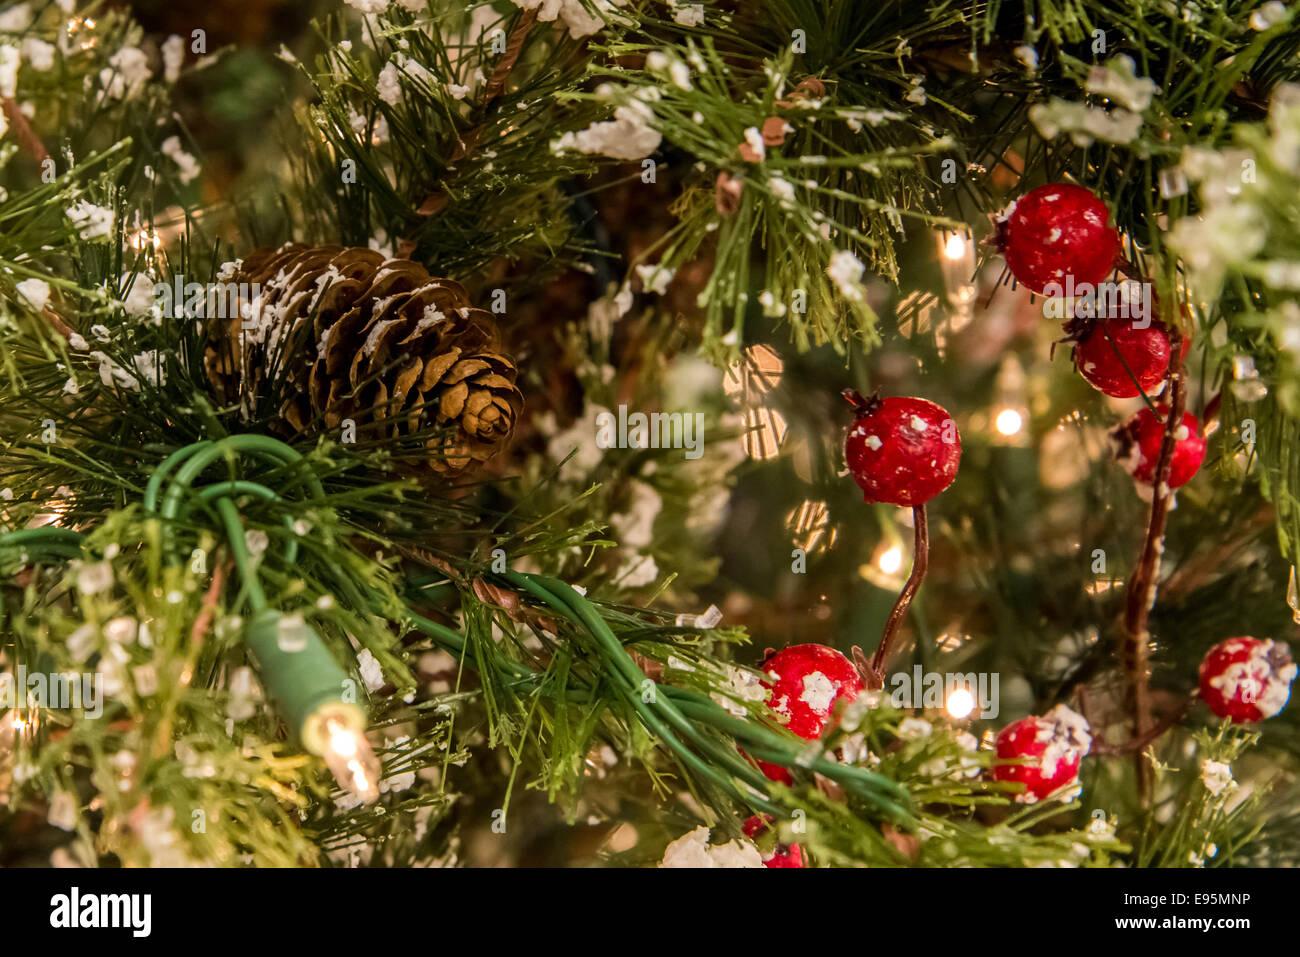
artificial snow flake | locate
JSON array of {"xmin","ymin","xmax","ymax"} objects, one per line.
[
  {"xmin": 1013, "ymin": 45, "xmax": 1038, "ymax": 71},
  {"xmin": 380, "ymin": 737, "xmax": 417, "ymax": 793},
  {"xmin": 543, "ymin": 402, "xmax": 612, "ymax": 472},
  {"xmin": 674, "ymin": 4, "xmax": 704, "ymax": 26},
  {"xmin": 161, "ymin": 35, "xmax": 184, "ymax": 82},
  {"xmin": 447, "ymin": 81, "xmax": 470, "ymax": 100},
  {"xmin": 103, "ymin": 617, "xmax": 139, "ymax": 644},
  {"xmin": 0, "ymin": 5, "xmax": 31, "ymax": 31},
  {"xmin": 659, "ymin": 826, "xmax": 763, "ymax": 868},
  {"xmin": 132, "ymin": 350, "xmax": 165, "ymax": 387},
  {"xmin": 66, "ymin": 200, "xmax": 114, "ymax": 240},
  {"xmin": 758, "ymin": 290, "xmax": 786, "ymax": 317},
  {"xmin": 1029, "ymin": 98, "xmax": 1142, "ymax": 146},
  {"xmin": 826, "ymin": 249, "xmax": 867, "ymax": 301},
  {"xmin": 587, "ymin": 283, "xmax": 633, "ymax": 338},
  {"xmin": 898, "ymin": 717, "xmax": 933, "ymax": 739},
  {"xmin": 553, "ymin": 99, "xmax": 661, "ymax": 160},
  {"xmin": 0, "ymin": 44, "xmax": 18, "ymax": 98},
  {"xmin": 1085, "ymin": 56, "xmax": 1157, "ymax": 112},
  {"xmin": 22, "ymin": 36, "xmax": 55, "ymax": 72},
  {"xmin": 136, "ymin": 805, "xmax": 203, "ymax": 867},
  {"xmin": 227, "ymin": 666, "xmax": 259, "ymax": 721},
  {"xmin": 635, "ymin": 262, "xmax": 675, "ymax": 294},
  {"xmin": 15, "ymin": 277, "xmax": 50, "ymax": 311},
  {"xmin": 709, "ymin": 665, "xmax": 767, "ymax": 716},
  {"xmin": 768, "ymin": 175, "xmax": 795, "ymax": 203},
  {"xmin": 611, "ymin": 480, "xmax": 662, "ymax": 549},
  {"xmin": 245, "ymin": 529, "xmax": 270, "ymax": 556},
  {"xmin": 74, "ymin": 561, "xmax": 113, "ymax": 595},
  {"xmin": 99, "ymin": 46, "xmax": 151, "ymax": 99},
  {"xmin": 47, "ymin": 791, "xmax": 78, "ymax": 831},
  {"xmin": 119, "ymin": 274, "xmax": 156, "ymax": 317},
  {"xmin": 161, "ymin": 135, "xmax": 201, "ymax": 184},
  {"xmin": 510, "ymin": 0, "xmax": 628, "ymax": 39},
  {"xmin": 646, "ymin": 50, "xmax": 691, "ymax": 90},
  {"xmin": 616, "ymin": 554, "xmax": 659, "ymax": 587},
  {"xmin": 66, "ymin": 624, "xmax": 96, "ymax": 663},
  {"xmin": 376, "ymin": 61, "xmax": 402, "ymax": 105},
  {"xmin": 1250, "ymin": 1, "xmax": 1287, "ymax": 30},
  {"xmin": 1202, "ymin": 759, "xmax": 1234, "ymax": 795},
  {"xmin": 357, "ymin": 648, "xmax": 385, "ymax": 692}
]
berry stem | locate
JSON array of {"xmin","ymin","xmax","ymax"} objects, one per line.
[
  {"xmin": 1119, "ymin": 327, "xmax": 1187, "ymax": 806},
  {"xmin": 841, "ymin": 388, "xmax": 881, "ymax": 417},
  {"xmin": 855, "ymin": 504, "xmax": 929, "ymax": 690},
  {"xmin": 1083, "ymin": 688, "xmax": 1197, "ymax": 757}
]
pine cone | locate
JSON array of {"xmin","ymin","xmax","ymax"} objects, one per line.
[{"xmin": 204, "ymin": 244, "xmax": 523, "ymax": 474}]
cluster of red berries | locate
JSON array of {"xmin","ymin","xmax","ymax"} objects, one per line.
[
  {"xmin": 751, "ymin": 184, "xmax": 1293, "ymax": 856},
  {"xmin": 1000, "ymin": 182, "xmax": 1207, "ymax": 493}
]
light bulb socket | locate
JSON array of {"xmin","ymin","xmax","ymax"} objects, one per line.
[{"xmin": 244, "ymin": 609, "xmax": 364, "ymax": 753}]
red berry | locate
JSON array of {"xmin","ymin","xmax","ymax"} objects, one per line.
[
  {"xmin": 753, "ymin": 644, "xmax": 862, "ymax": 783},
  {"xmin": 999, "ymin": 183, "xmax": 1121, "ymax": 294},
  {"xmin": 844, "ymin": 394, "xmax": 961, "ymax": 507},
  {"xmin": 1072, "ymin": 319, "xmax": 1172, "ymax": 398},
  {"xmin": 1198, "ymin": 637, "xmax": 1297, "ymax": 723},
  {"xmin": 1111, "ymin": 406, "xmax": 1206, "ymax": 488},
  {"xmin": 742, "ymin": 814, "xmax": 806, "ymax": 868},
  {"xmin": 761, "ymin": 644, "xmax": 862, "ymax": 739},
  {"xmin": 992, "ymin": 704, "xmax": 1092, "ymax": 803}
]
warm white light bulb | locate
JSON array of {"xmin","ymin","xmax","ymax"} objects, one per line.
[
  {"xmin": 946, "ymin": 688, "xmax": 975, "ymax": 719},
  {"xmin": 995, "ymin": 408, "xmax": 1023, "ymax": 436},
  {"xmin": 943, "ymin": 232, "xmax": 969, "ymax": 261},
  {"xmin": 316, "ymin": 713, "xmax": 380, "ymax": 804},
  {"xmin": 878, "ymin": 545, "xmax": 903, "ymax": 574}
]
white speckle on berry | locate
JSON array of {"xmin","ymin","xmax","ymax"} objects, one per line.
[
  {"xmin": 910, "ymin": 415, "xmax": 928, "ymax": 432},
  {"xmin": 1175, "ymin": 425, "xmax": 1189, "ymax": 441},
  {"xmin": 865, "ymin": 435, "xmax": 882, "ymax": 450},
  {"xmin": 800, "ymin": 671, "xmax": 836, "ymax": 714}
]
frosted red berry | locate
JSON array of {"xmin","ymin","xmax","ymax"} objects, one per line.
[
  {"xmin": 1072, "ymin": 319, "xmax": 1172, "ymax": 398},
  {"xmin": 754, "ymin": 643, "xmax": 862, "ymax": 783},
  {"xmin": 1199, "ymin": 637, "xmax": 1297, "ymax": 723},
  {"xmin": 1111, "ymin": 406, "xmax": 1206, "ymax": 488},
  {"xmin": 998, "ymin": 183, "xmax": 1121, "ymax": 294},
  {"xmin": 743, "ymin": 814, "xmax": 806, "ymax": 868},
  {"xmin": 844, "ymin": 393, "xmax": 961, "ymax": 507},
  {"xmin": 760, "ymin": 643, "xmax": 862, "ymax": 739},
  {"xmin": 992, "ymin": 704, "xmax": 1092, "ymax": 803}
]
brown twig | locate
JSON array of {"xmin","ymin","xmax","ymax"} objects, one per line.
[
  {"xmin": 1119, "ymin": 327, "xmax": 1187, "ymax": 805},
  {"xmin": 1087, "ymin": 692, "xmax": 1197, "ymax": 756},
  {"xmin": 188, "ymin": 561, "xmax": 229, "ymax": 652},
  {"xmin": 399, "ymin": 9, "xmax": 539, "ymax": 254},
  {"xmin": 853, "ymin": 505, "xmax": 930, "ymax": 690},
  {"xmin": 2, "ymin": 97, "xmax": 50, "ymax": 167},
  {"xmin": 40, "ymin": 307, "xmax": 75, "ymax": 342}
]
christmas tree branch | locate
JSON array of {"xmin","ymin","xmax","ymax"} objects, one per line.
[
  {"xmin": 407, "ymin": 8, "xmax": 539, "ymax": 227},
  {"xmin": 1118, "ymin": 329, "xmax": 1187, "ymax": 805}
]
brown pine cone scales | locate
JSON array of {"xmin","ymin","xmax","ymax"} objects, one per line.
[{"xmin": 203, "ymin": 244, "xmax": 523, "ymax": 473}]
